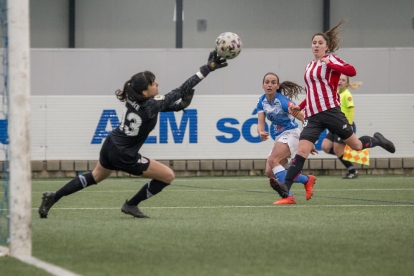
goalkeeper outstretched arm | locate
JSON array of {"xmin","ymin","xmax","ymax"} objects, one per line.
[
  {"xmin": 161, "ymin": 89, "xmax": 195, "ymax": 112},
  {"xmin": 155, "ymin": 50, "xmax": 227, "ymax": 114}
]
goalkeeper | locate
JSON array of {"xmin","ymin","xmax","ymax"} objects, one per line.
[{"xmin": 39, "ymin": 51, "xmax": 227, "ymax": 219}]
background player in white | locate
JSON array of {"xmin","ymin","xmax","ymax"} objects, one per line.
[
  {"xmin": 322, "ymin": 74, "xmax": 362, "ymax": 179},
  {"xmin": 257, "ymin": 73, "xmax": 317, "ymax": 204},
  {"xmin": 38, "ymin": 51, "xmax": 228, "ymax": 219}
]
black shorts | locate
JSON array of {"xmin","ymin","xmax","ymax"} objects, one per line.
[
  {"xmin": 325, "ymin": 122, "xmax": 356, "ymax": 145},
  {"xmin": 300, "ymin": 106, "xmax": 354, "ymax": 144},
  {"xmin": 99, "ymin": 137, "xmax": 150, "ymax": 176}
]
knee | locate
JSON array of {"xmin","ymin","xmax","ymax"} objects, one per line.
[
  {"xmin": 353, "ymin": 144, "xmax": 363, "ymax": 151},
  {"xmin": 320, "ymin": 139, "xmax": 330, "ymax": 153},
  {"xmin": 296, "ymin": 147, "xmax": 310, "ymax": 158},
  {"xmin": 348, "ymin": 141, "xmax": 362, "ymax": 151},
  {"xmin": 333, "ymin": 147, "xmax": 343, "ymax": 157},
  {"xmin": 163, "ymin": 169, "xmax": 175, "ymax": 183},
  {"xmin": 321, "ymin": 145, "xmax": 331, "ymax": 154}
]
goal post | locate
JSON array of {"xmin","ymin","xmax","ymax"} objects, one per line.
[{"xmin": 8, "ymin": 0, "xmax": 31, "ymax": 257}]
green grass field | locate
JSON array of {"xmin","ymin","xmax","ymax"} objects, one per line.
[{"xmin": 1, "ymin": 175, "xmax": 414, "ymax": 276}]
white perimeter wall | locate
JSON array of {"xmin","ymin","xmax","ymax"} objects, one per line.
[
  {"xmin": 1, "ymin": 48, "xmax": 413, "ymax": 161},
  {"xmin": 1, "ymin": 94, "xmax": 412, "ymax": 161}
]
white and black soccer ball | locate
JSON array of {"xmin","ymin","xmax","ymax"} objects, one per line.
[{"xmin": 215, "ymin": 32, "xmax": 242, "ymax": 59}]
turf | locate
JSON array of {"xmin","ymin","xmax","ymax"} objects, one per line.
[{"xmin": 1, "ymin": 175, "xmax": 414, "ymax": 276}]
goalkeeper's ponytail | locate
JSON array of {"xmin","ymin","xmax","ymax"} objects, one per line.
[{"xmin": 115, "ymin": 71, "xmax": 155, "ymax": 103}]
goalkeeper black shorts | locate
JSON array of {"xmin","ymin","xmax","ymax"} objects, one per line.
[{"xmin": 99, "ymin": 136, "xmax": 150, "ymax": 176}]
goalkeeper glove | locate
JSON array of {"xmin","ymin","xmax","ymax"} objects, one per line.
[{"xmin": 199, "ymin": 50, "xmax": 228, "ymax": 77}]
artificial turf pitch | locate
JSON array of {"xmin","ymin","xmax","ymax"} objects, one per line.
[{"xmin": 1, "ymin": 175, "xmax": 413, "ymax": 276}]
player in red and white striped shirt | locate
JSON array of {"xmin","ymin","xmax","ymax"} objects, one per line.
[
  {"xmin": 301, "ymin": 54, "xmax": 356, "ymax": 117},
  {"xmin": 273, "ymin": 19, "xmax": 396, "ymax": 201}
]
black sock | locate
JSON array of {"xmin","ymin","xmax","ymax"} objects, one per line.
[
  {"xmin": 54, "ymin": 172, "xmax": 97, "ymax": 202},
  {"xmin": 359, "ymin": 136, "xmax": 380, "ymax": 150},
  {"xmin": 285, "ymin": 155, "xmax": 306, "ymax": 190},
  {"xmin": 127, "ymin": 179, "xmax": 170, "ymax": 206},
  {"xmin": 338, "ymin": 155, "xmax": 356, "ymax": 174}
]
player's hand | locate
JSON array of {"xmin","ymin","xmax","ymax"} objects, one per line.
[
  {"xmin": 310, "ymin": 145, "xmax": 319, "ymax": 155},
  {"xmin": 207, "ymin": 50, "xmax": 228, "ymax": 71},
  {"xmin": 288, "ymin": 105, "xmax": 301, "ymax": 114},
  {"xmin": 199, "ymin": 50, "xmax": 228, "ymax": 77},
  {"xmin": 259, "ymin": 131, "xmax": 269, "ymax": 141},
  {"xmin": 320, "ymin": 57, "xmax": 330, "ymax": 64}
]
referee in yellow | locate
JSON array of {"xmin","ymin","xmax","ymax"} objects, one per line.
[{"xmin": 321, "ymin": 74, "xmax": 362, "ymax": 179}]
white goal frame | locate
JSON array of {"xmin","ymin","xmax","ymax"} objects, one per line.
[{"xmin": 8, "ymin": 0, "xmax": 31, "ymax": 257}]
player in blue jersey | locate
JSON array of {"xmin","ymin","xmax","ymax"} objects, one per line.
[{"xmin": 257, "ymin": 73, "xmax": 317, "ymax": 204}]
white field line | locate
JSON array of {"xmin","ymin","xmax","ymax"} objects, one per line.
[
  {"xmin": 26, "ymin": 205, "xmax": 414, "ymax": 211},
  {"xmin": 9, "ymin": 176, "xmax": 412, "ymax": 184},
  {"xmin": 0, "ymin": 245, "xmax": 81, "ymax": 276},
  {"xmin": 2, "ymin": 188, "xmax": 414, "ymax": 195},
  {"xmin": 36, "ymin": 188, "xmax": 414, "ymax": 193},
  {"xmin": 14, "ymin": 179, "xmax": 274, "ymax": 184},
  {"xmin": 296, "ymin": 189, "xmax": 414, "ymax": 191},
  {"xmin": 68, "ymin": 188, "xmax": 414, "ymax": 192}
]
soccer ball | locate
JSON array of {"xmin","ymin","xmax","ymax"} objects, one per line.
[{"xmin": 215, "ymin": 32, "xmax": 242, "ymax": 59}]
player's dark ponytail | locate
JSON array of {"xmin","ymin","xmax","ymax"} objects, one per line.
[
  {"xmin": 115, "ymin": 71, "xmax": 156, "ymax": 103},
  {"xmin": 263, "ymin": 72, "xmax": 304, "ymax": 100},
  {"xmin": 278, "ymin": 81, "xmax": 304, "ymax": 100}
]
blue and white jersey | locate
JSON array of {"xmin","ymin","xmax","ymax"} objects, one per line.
[{"xmin": 256, "ymin": 92, "xmax": 298, "ymax": 137}]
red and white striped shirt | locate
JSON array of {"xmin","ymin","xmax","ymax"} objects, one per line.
[{"xmin": 299, "ymin": 54, "xmax": 356, "ymax": 118}]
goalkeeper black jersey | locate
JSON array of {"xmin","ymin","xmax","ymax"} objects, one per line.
[{"xmin": 108, "ymin": 74, "xmax": 202, "ymax": 155}]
